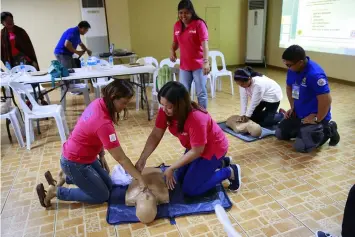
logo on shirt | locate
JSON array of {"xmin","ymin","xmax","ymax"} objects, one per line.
[
  {"xmin": 189, "ymin": 30, "xmax": 196, "ymax": 34},
  {"xmin": 317, "ymin": 78, "xmax": 327, "ymax": 86},
  {"xmin": 109, "ymin": 134, "xmax": 117, "ymax": 142},
  {"xmin": 175, "ymin": 31, "xmax": 180, "ymax": 36},
  {"xmin": 181, "ymin": 132, "xmax": 188, "ymax": 136},
  {"xmin": 301, "ymin": 77, "xmax": 307, "ymax": 87}
]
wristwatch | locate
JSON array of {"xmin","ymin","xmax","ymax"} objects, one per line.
[{"xmin": 313, "ymin": 116, "xmax": 319, "ymax": 123}]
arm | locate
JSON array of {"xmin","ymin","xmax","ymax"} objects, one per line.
[
  {"xmin": 139, "ymin": 127, "xmax": 165, "ymax": 161},
  {"xmin": 239, "ymin": 87, "xmax": 248, "ymax": 116},
  {"xmin": 79, "ymin": 42, "xmax": 87, "ymax": 51},
  {"xmin": 286, "ymin": 85, "xmax": 294, "ymax": 109},
  {"xmin": 245, "ymin": 86, "xmax": 264, "ymax": 117},
  {"xmin": 64, "ymin": 40, "xmax": 81, "ymax": 54},
  {"xmin": 317, "ymin": 93, "xmax": 332, "ymax": 121},
  {"xmin": 171, "ymin": 41, "xmax": 179, "ymax": 54},
  {"xmin": 202, "ymin": 40, "xmax": 209, "ymax": 62}
]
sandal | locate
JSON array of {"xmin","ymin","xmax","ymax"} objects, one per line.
[
  {"xmin": 44, "ymin": 171, "xmax": 57, "ymax": 186},
  {"xmin": 36, "ymin": 183, "xmax": 49, "ymax": 208}
]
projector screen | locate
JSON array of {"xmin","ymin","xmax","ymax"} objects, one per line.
[{"xmin": 279, "ymin": 0, "xmax": 355, "ymax": 56}]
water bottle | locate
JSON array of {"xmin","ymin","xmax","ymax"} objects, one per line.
[
  {"xmin": 109, "ymin": 56, "xmax": 114, "ymax": 66},
  {"xmin": 20, "ymin": 62, "xmax": 25, "ymax": 75},
  {"xmin": 5, "ymin": 61, "xmax": 11, "ymax": 75}
]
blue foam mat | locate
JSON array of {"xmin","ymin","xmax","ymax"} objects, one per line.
[
  {"xmin": 106, "ymin": 165, "xmax": 232, "ymax": 225},
  {"xmin": 218, "ymin": 122, "xmax": 276, "ymax": 142}
]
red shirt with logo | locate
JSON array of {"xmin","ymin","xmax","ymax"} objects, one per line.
[
  {"xmin": 173, "ymin": 19, "xmax": 208, "ymax": 71},
  {"xmin": 63, "ymin": 98, "xmax": 120, "ymax": 164},
  {"xmin": 155, "ymin": 108, "xmax": 228, "ymax": 160}
]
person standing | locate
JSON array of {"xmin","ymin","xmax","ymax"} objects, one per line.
[
  {"xmin": 276, "ymin": 45, "xmax": 340, "ymax": 153},
  {"xmin": 170, "ymin": 0, "xmax": 210, "ymax": 109},
  {"xmin": 54, "ymin": 21, "xmax": 92, "ymax": 69},
  {"xmin": 1, "ymin": 12, "xmax": 39, "ymax": 70}
]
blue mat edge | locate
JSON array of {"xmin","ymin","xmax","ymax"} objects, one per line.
[
  {"xmin": 106, "ymin": 165, "xmax": 233, "ymax": 225},
  {"xmin": 217, "ymin": 121, "xmax": 275, "ymax": 142}
]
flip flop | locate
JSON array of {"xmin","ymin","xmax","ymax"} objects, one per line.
[
  {"xmin": 36, "ymin": 183, "xmax": 49, "ymax": 208},
  {"xmin": 44, "ymin": 171, "xmax": 57, "ymax": 186}
]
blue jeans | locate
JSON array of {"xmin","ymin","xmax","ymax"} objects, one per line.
[
  {"xmin": 57, "ymin": 157, "xmax": 112, "ymax": 204},
  {"xmin": 179, "ymin": 69, "xmax": 208, "ymax": 109},
  {"xmin": 176, "ymin": 155, "xmax": 231, "ymax": 197}
]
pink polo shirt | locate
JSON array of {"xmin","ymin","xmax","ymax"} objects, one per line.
[
  {"xmin": 155, "ymin": 108, "xmax": 228, "ymax": 160},
  {"xmin": 173, "ymin": 19, "xmax": 208, "ymax": 71},
  {"xmin": 63, "ymin": 98, "xmax": 120, "ymax": 164}
]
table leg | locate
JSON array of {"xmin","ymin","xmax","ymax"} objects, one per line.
[
  {"xmin": 31, "ymin": 84, "xmax": 41, "ymax": 135},
  {"xmin": 140, "ymin": 73, "xmax": 151, "ymax": 121}
]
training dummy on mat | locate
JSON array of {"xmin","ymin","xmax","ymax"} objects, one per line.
[
  {"xmin": 125, "ymin": 167, "xmax": 169, "ymax": 224},
  {"xmin": 226, "ymin": 115, "xmax": 262, "ymax": 138}
]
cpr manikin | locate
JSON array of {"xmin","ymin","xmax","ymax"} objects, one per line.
[
  {"xmin": 226, "ymin": 115, "xmax": 262, "ymax": 137},
  {"xmin": 125, "ymin": 167, "xmax": 169, "ymax": 223}
]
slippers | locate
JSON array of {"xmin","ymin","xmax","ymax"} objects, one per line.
[
  {"xmin": 36, "ymin": 183, "xmax": 49, "ymax": 208},
  {"xmin": 44, "ymin": 171, "xmax": 57, "ymax": 186}
]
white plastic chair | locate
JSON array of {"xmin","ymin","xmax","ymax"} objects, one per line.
[
  {"xmin": 9, "ymin": 82, "xmax": 69, "ymax": 150},
  {"xmin": 209, "ymin": 51, "xmax": 234, "ymax": 96},
  {"xmin": 214, "ymin": 204, "xmax": 242, "ymax": 237},
  {"xmin": 133, "ymin": 57, "xmax": 159, "ymax": 111},
  {"xmin": 0, "ymin": 105, "xmax": 25, "ymax": 148},
  {"xmin": 10, "ymin": 65, "xmax": 51, "ymax": 104},
  {"xmin": 61, "ymin": 82, "xmax": 91, "ymax": 110},
  {"xmin": 159, "ymin": 58, "xmax": 180, "ymax": 81},
  {"xmin": 91, "ymin": 59, "xmax": 114, "ymax": 98}
]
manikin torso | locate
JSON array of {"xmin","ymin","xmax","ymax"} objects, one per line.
[{"xmin": 226, "ymin": 115, "xmax": 262, "ymax": 137}]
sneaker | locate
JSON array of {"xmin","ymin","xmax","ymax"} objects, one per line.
[
  {"xmin": 328, "ymin": 121, "xmax": 340, "ymax": 146},
  {"xmin": 221, "ymin": 156, "xmax": 232, "ymax": 168},
  {"xmin": 228, "ymin": 164, "xmax": 241, "ymax": 192},
  {"xmin": 315, "ymin": 230, "xmax": 335, "ymax": 237}
]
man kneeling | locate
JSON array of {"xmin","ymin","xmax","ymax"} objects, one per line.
[{"xmin": 276, "ymin": 45, "xmax": 340, "ymax": 153}]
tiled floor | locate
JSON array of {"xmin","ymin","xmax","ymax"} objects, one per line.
[{"xmin": 1, "ymin": 68, "xmax": 354, "ymax": 237}]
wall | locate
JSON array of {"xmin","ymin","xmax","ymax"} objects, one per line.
[
  {"xmin": 1, "ymin": 0, "xmax": 82, "ymax": 70},
  {"xmin": 105, "ymin": 0, "xmax": 131, "ymax": 50},
  {"xmin": 266, "ymin": 0, "xmax": 355, "ymax": 82},
  {"xmin": 127, "ymin": 0, "xmax": 248, "ymax": 65}
]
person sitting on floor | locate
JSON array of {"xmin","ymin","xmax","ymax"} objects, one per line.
[
  {"xmin": 234, "ymin": 66, "xmax": 284, "ymax": 128},
  {"xmin": 135, "ymin": 81, "xmax": 241, "ymax": 196},
  {"xmin": 276, "ymin": 45, "xmax": 340, "ymax": 153},
  {"xmin": 36, "ymin": 80, "xmax": 147, "ymax": 208}
]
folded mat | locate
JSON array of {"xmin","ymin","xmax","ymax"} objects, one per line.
[
  {"xmin": 107, "ymin": 165, "xmax": 232, "ymax": 225},
  {"xmin": 218, "ymin": 122, "xmax": 276, "ymax": 142}
]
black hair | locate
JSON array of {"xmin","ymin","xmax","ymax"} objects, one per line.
[
  {"xmin": 282, "ymin": 45, "xmax": 306, "ymax": 63},
  {"xmin": 234, "ymin": 66, "xmax": 262, "ymax": 82},
  {"xmin": 158, "ymin": 81, "xmax": 205, "ymax": 133},
  {"xmin": 1, "ymin": 12, "xmax": 13, "ymax": 23},
  {"xmin": 78, "ymin": 21, "xmax": 91, "ymax": 29},
  {"xmin": 178, "ymin": 0, "xmax": 207, "ymax": 32}
]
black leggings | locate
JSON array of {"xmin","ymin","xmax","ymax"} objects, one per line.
[
  {"xmin": 342, "ymin": 184, "xmax": 355, "ymax": 237},
  {"xmin": 250, "ymin": 101, "xmax": 280, "ymax": 127}
]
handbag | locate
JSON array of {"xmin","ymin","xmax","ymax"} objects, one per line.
[{"xmin": 47, "ymin": 60, "xmax": 69, "ymax": 87}]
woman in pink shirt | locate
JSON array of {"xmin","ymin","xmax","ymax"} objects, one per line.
[
  {"xmin": 135, "ymin": 81, "xmax": 241, "ymax": 196},
  {"xmin": 170, "ymin": 0, "xmax": 210, "ymax": 109},
  {"xmin": 36, "ymin": 80, "xmax": 147, "ymax": 208}
]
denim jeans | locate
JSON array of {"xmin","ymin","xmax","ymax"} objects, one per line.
[
  {"xmin": 57, "ymin": 156, "xmax": 112, "ymax": 204},
  {"xmin": 179, "ymin": 69, "xmax": 208, "ymax": 109},
  {"xmin": 176, "ymin": 155, "xmax": 231, "ymax": 197}
]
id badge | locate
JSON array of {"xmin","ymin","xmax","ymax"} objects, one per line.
[{"xmin": 292, "ymin": 84, "xmax": 300, "ymax": 99}]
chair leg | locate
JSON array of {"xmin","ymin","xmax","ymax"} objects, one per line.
[
  {"xmin": 25, "ymin": 117, "xmax": 31, "ymax": 150},
  {"xmin": 230, "ymin": 75, "xmax": 234, "ymax": 95},
  {"xmin": 44, "ymin": 91, "xmax": 51, "ymax": 104},
  {"xmin": 61, "ymin": 88, "xmax": 67, "ymax": 111},
  {"xmin": 14, "ymin": 108, "xmax": 25, "ymax": 136},
  {"xmin": 54, "ymin": 115, "xmax": 67, "ymax": 143},
  {"xmin": 9, "ymin": 112, "xmax": 25, "ymax": 147},
  {"xmin": 61, "ymin": 108, "xmax": 70, "ymax": 135},
  {"xmin": 83, "ymin": 90, "xmax": 91, "ymax": 106},
  {"xmin": 5, "ymin": 118, "xmax": 13, "ymax": 143},
  {"xmin": 136, "ymin": 85, "xmax": 140, "ymax": 111}
]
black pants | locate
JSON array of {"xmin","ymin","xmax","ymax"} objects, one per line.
[
  {"xmin": 250, "ymin": 101, "xmax": 280, "ymax": 127},
  {"xmin": 276, "ymin": 116, "xmax": 331, "ymax": 153},
  {"xmin": 342, "ymin": 184, "xmax": 355, "ymax": 237}
]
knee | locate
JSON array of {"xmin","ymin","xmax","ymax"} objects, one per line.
[
  {"xmin": 93, "ymin": 188, "xmax": 110, "ymax": 203},
  {"xmin": 182, "ymin": 182, "xmax": 198, "ymax": 197},
  {"xmin": 275, "ymin": 127, "xmax": 285, "ymax": 140},
  {"xmin": 293, "ymin": 139, "xmax": 308, "ymax": 153}
]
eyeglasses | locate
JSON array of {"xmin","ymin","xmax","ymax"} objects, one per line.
[{"xmin": 283, "ymin": 60, "xmax": 299, "ymax": 68}]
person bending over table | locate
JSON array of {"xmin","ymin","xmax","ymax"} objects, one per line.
[
  {"xmin": 36, "ymin": 80, "xmax": 147, "ymax": 208},
  {"xmin": 276, "ymin": 45, "xmax": 340, "ymax": 153},
  {"xmin": 135, "ymin": 81, "xmax": 241, "ymax": 196},
  {"xmin": 234, "ymin": 66, "xmax": 284, "ymax": 128},
  {"xmin": 170, "ymin": 0, "xmax": 210, "ymax": 109}
]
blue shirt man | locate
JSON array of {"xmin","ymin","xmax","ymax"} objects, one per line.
[{"xmin": 54, "ymin": 26, "xmax": 82, "ymax": 55}]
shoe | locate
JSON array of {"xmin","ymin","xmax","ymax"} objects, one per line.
[
  {"xmin": 328, "ymin": 121, "xmax": 340, "ymax": 146},
  {"xmin": 315, "ymin": 230, "xmax": 335, "ymax": 237},
  {"xmin": 228, "ymin": 164, "xmax": 241, "ymax": 192},
  {"xmin": 221, "ymin": 156, "xmax": 232, "ymax": 168}
]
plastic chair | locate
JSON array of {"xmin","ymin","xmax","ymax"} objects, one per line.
[
  {"xmin": 214, "ymin": 204, "xmax": 242, "ymax": 237},
  {"xmin": 10, "ymin": 65, "xmax": 51, "ymax": 104},
  {"xmin": 91, "ymin": 59, "xmax": 114, "ymax": 98},
  {"xmin": 159, "ymin": 58, "xmax": 180, "ymax": 81},
  {"xmin": 61, "ymin": 82, "xmax": 91, "ymax": 110},
  {"xmin": 9, "ymin": 82, "xmax": 69, "ymax": 150},
  {"xmin": 0, "ymin": 106, "xmax": 25, "ymax": 148},
  {"xmin": 209, "ymin": 51, "xmax": 234, "ymax": 96}
]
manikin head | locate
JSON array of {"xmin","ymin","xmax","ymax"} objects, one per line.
[
  {"xmin": 247, "ymin": 122, "xmax": 262, "ymax": 137},
  {"xmin": 282, "ymin": 45, "xmax": 307, "ymax": 72},
  {"xmin": 102, "ymin": 80, "xmax": 134, "ymax": 125},
  {"xmin": 135, "ymin": 190, "xmax": 157, "ymax": 224},
  {"xmin": 234, "ymin": 66, "xmax": 263, "ymax": 88}
]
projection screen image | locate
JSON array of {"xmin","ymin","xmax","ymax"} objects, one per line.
[{"xmin": 279, "ymin": 0, "xmax": 355, "ymax": 56}]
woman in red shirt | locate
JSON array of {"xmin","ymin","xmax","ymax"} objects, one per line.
[
  {"xmin": 136, "ymin": 81, "xmax": 241, "ymax": 196},
  {"xmin": 36, "ymin": 80, "xmax": 147, "ymax": 208},
  {"xmin": 170, "ymin": 0, "xmax": 210, "ymax": 109}
]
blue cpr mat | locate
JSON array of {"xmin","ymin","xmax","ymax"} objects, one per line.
[
  {"xmin": 218, "ymin": 122, "xmax": 276, "ymax": 142},
  {"xmin": 106, "ymin": 165, "xmax": 232, "ymax": 225}
]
